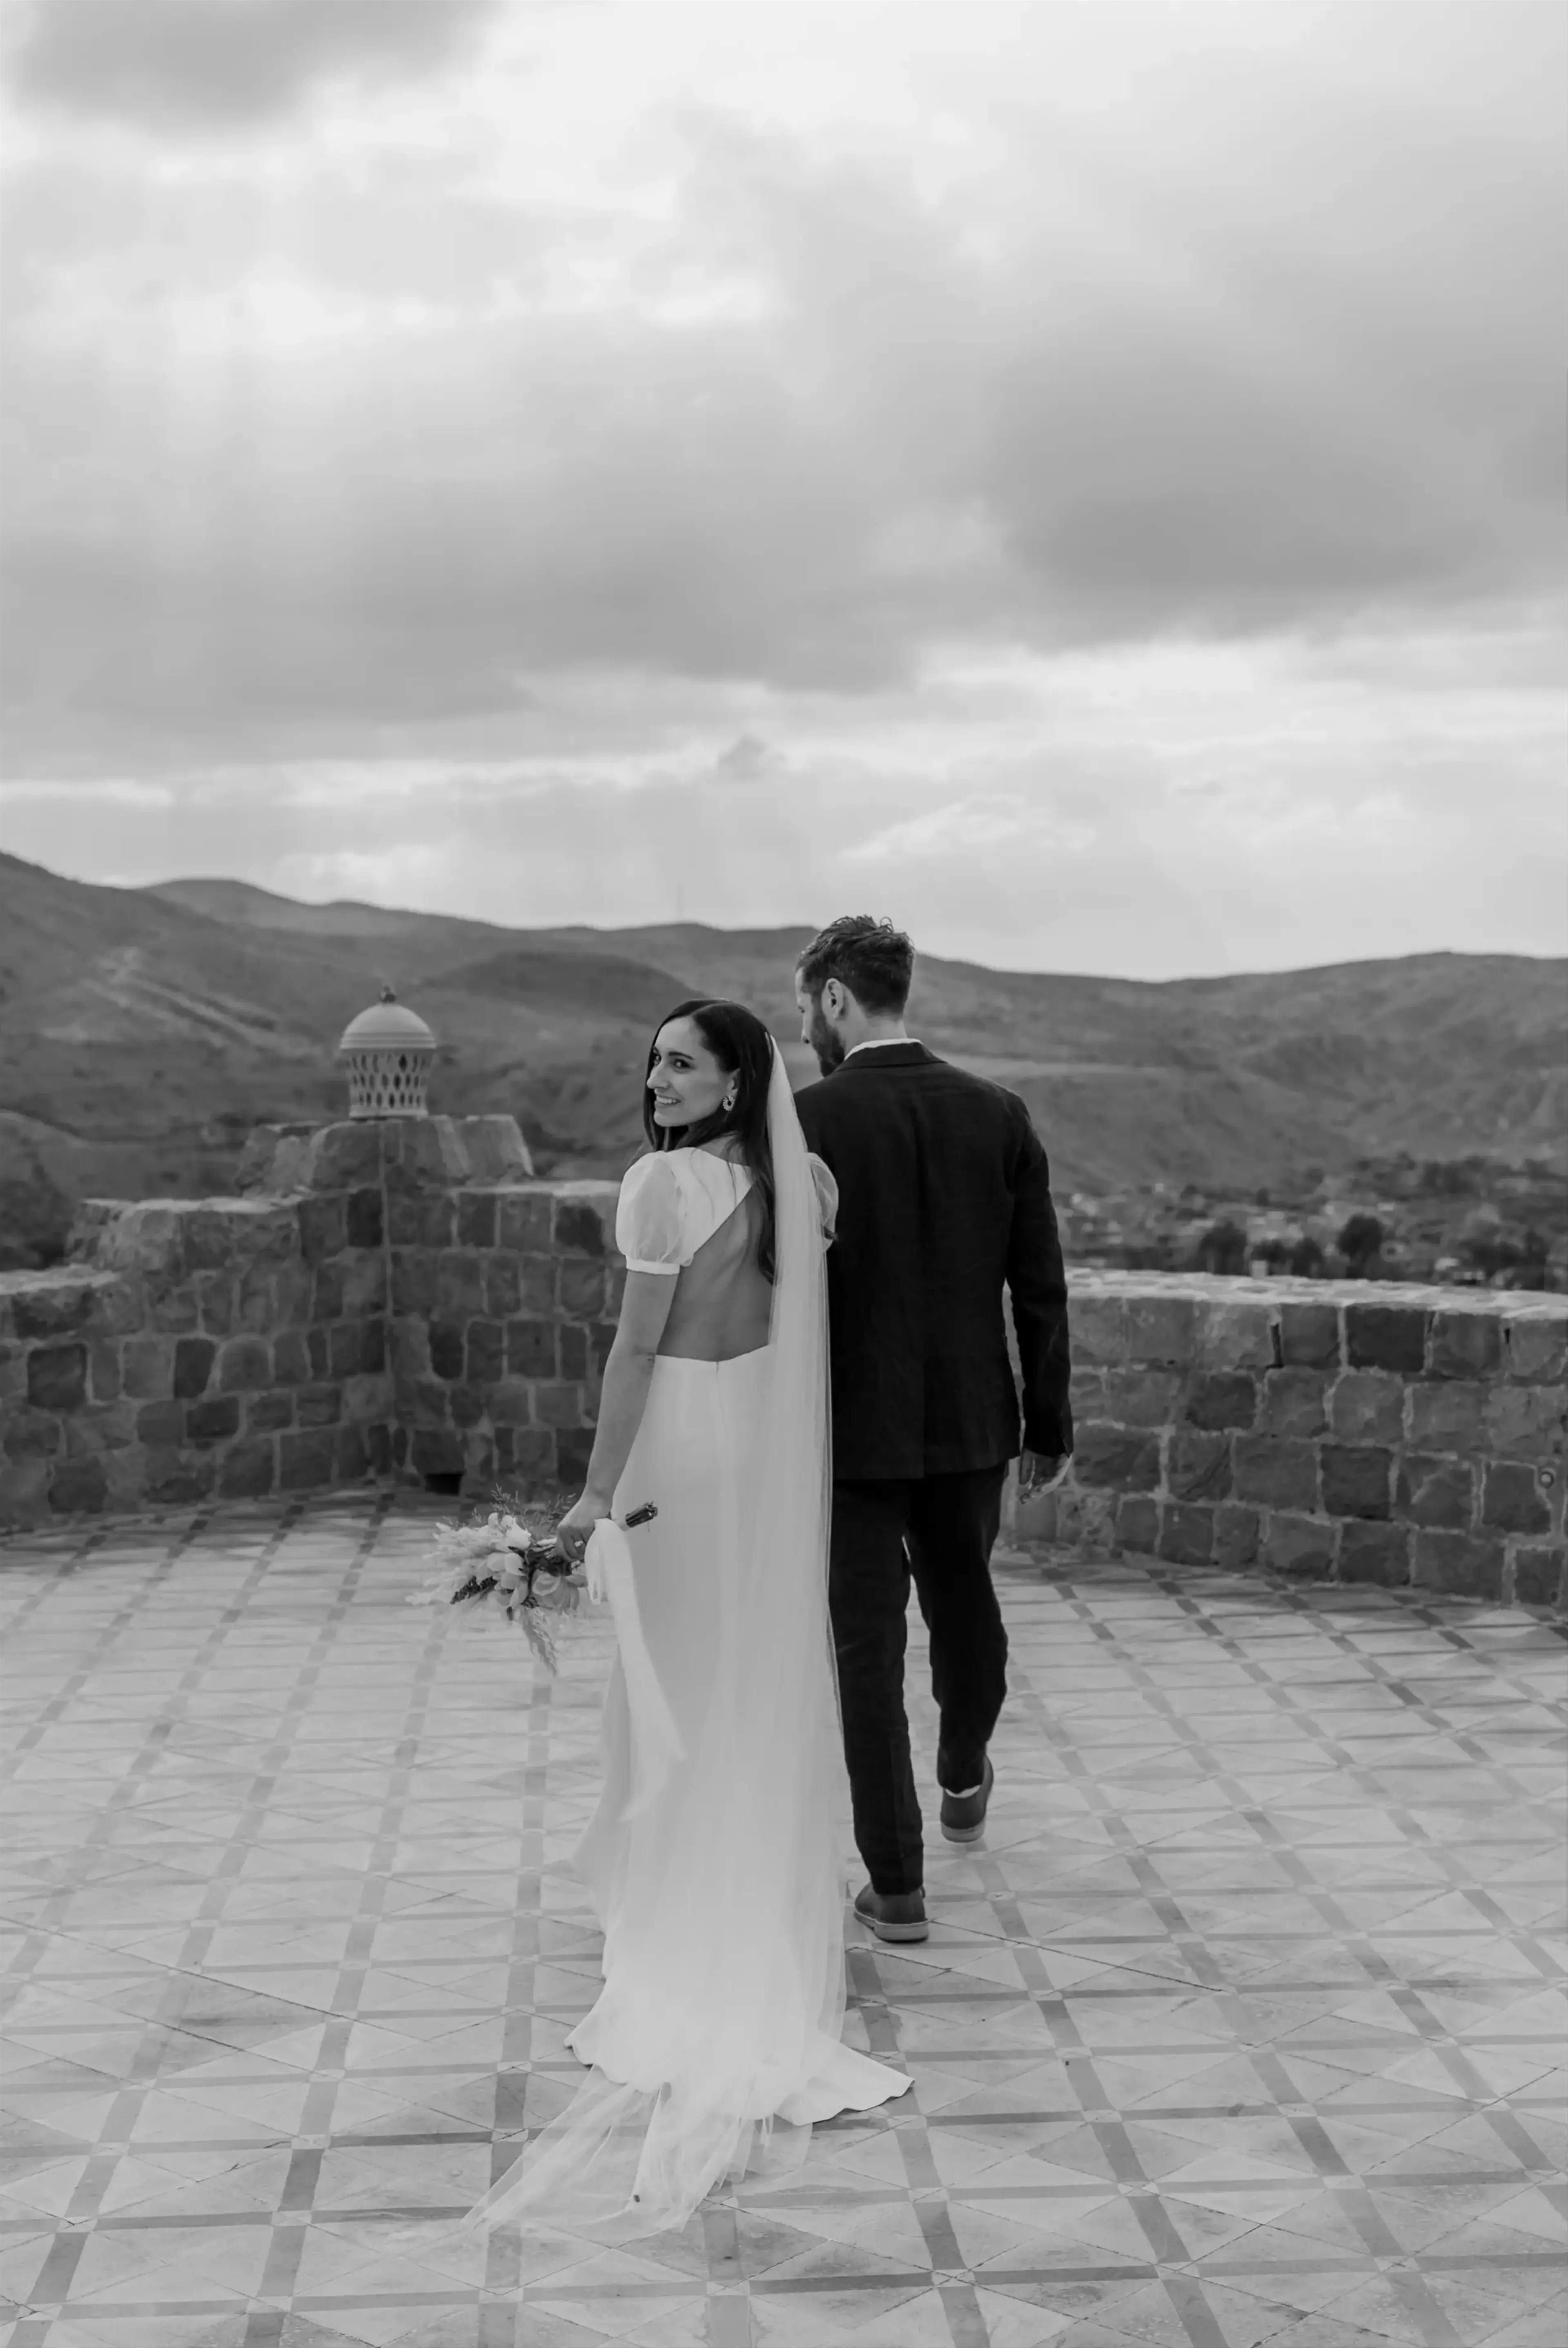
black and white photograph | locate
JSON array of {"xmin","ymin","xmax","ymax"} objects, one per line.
[{"xmin": 1, "ymin": 3, "xmax": 1564, "ymax": 2343}]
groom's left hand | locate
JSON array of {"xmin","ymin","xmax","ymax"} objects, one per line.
[{"xmin": 1018, "ymin": 1450, "xmax": 1066, "ymax": 1499}]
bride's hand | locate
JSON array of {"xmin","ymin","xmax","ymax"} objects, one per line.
[{"xmin": 555, "ymin": 1490, "xmax": 610, "ymax": 1564}]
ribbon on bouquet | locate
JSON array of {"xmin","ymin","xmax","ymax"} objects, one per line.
[{"xmin": 584, "ymin": 1511, "xmax": 684, "ymax": 1819}]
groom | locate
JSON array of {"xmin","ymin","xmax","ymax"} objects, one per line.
[{"xmin": 794, "ymin": 915, "xmax": 1073, "ymax": 1943}]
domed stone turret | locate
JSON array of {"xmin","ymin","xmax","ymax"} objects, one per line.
[{"xmin": 337, "ymin": 986, "xmax": 437, "ymax": 1119}]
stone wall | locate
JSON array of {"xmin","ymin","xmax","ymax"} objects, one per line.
[
  {"xmin": 0, "ymin": 1116, "xmax": 619, "ymax": 1527},
  {"xmin": 5, "ymin": 1153, "xmax": 1565, "ymax": 1613},
  {"xmin": 1018, "ymin": 1272, "xmax": 1566, "ymax": 1609}
]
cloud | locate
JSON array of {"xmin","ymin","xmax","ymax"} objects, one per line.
[{"xmin": 6, "ymin": 0, "xmax": 504, "ymax": 132}]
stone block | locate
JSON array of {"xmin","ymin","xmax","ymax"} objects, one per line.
[
  {"xmin": 486, "ymin": 1379, "xmax": 535, "ymax": 1427},
  {"xmin": 186, "ymin": 1396, "xmax": 241, "ymax": 1445},
  {"xmin": 297, "ymin": 1196, "xmax": 347, "ymax": 1264},
  {"xmin": 558, "ymin": 1325, "xmax": 589, "ymax": 1380},
  {"xmin": 381, "ymin": 1117, "xmax": 471, "ymax": 1194},
  {"xmin": 508, "ymin": 1428, "xmax": 558, "ymax": 1486},
  {"xmin": 555, "ymin": 1427, "xmax": 596, "ymax": 1490},
  {"xmin": 336, "ymin": 1425, "xmax": 369, "ymax": 1482},
  {"xmin": 410, "ymin": 1376, "xmax": 454, "ymax": 1426},
  {"xmin": 94, "ymin": 1203, "xmax": 185, "ymax": 1277},
  {"xmin": 450, "ymin": 1383, "xmax": 485, "ymax": 1429},
  {"xmin": 1276, "ymin": 1300, "xmax": 1341, "ymax": 1368},
  {"xmin": 558, "ymin": 1260, "xmax": 606, "ymax": 1318},
  {"xmin": 4, "ymin": 1406, "xmax": 61, "ymax": 1459},
  {"xmin": 328, "ymin": 1323, "xmax": 368, "ymax": 1379},
  {"xmin": 63, "ymin": 1403, "xmax": 138, "ymax": 1457},
  {"xmin": 272, "ymin": 1264, "xmax": 314, "ymax": 1327},
  {"xmin": 1512, "ymin": 1544, "xmax": 1567, "ymax": 1609},
  {"xmin": 1345, "ymin": 1302, "xmax": 1428, "ymax": 1374},
  {"xmin": 307, "ymin": 1327, "xmax": 333, "ymax": 1380},
  {"xmin": 196, "ymin": 1272, "xmax": 239, "ymax": 1335},
  {"xmin": 296, "ymin": 1385, "xmax": 343, "ymax": 1429},
  {"xmin": 1101, "ymin": 1367, "xmax": 1183, "ymax": 1427},
  {"xmin": 1158, "ymin": 1501, "xmax": 1214, "ymax": 1566},
  {"xmin": 305, "ymin": 1120, "xmax": 386, "ymax": 1192},
  {"xmin": 1506, "ymin": 1312, "xmax": 1568, "ymax": 1385},
  {"xmin": 1073, "ymin": 1423, "xmax": 1162, "ymax": 1491},
  {"xmin": 457, "ymin": 1116, "xmax": 536, "ymax": 1184},
  {"xmin": 1123, "ymin": 1295, "xmax": 1198, "ymax": 1366},
  {"xmin": 467, "ymin": 1321, "xmax": 505, "ymax": 1385},
  {"xmin": 136, "ymin": 1400, "xmax": 185, "ymax": 1445},
  {"xmin": 388, "ymin": 1193, "xmax": 454, "ymax": 1248},
  {"xmin": 1232, "ymin": 1435, "xmax": 1319, "ymax": 1512},
  {"xmin": 28, "ymin": 1345, "xmax": 87, "ymax": 1412},
  {"xmin": 0, "ymin": 1457, "xmax": 51, "ymax": 1523},
  {"xmin": 12, "ymin": 1275, "xmax": 109, "ymax": 1338},
  {"xmin": 1320, "ymin": 1445, "xmax": 1392, "ymax": 1521},
  {"xmin": 143, "ymin": 1274, "xmax": 200, "ymax": 1333},
  {"xmin": 1263, "ymin": 1512, "xmax": 1336, "ymax": 1579},
  {"xmin": 1395, "ymin": 1454, "xmax": 1474, "ymax": 1531},
  {"xmin": 143, "ymin": 1449, "xmax": 215, "ymax": 1505},
  {"xmin": 217, "ymin": 1338, "xmax": 272, "ymax": 1394},
  {"xmin": 1197, "ymin": 1299, "xmax": 1277, "ymax": 1372},
  {"xmin": 390, "ymin": 1250, "xmax": 437, "ymax": 1316},
  {"xmin": 1184, "ymin": 1372, "xmax": 1258, "ymax": 1432},
  {"xmin": 1485, "ymin": 1385, "xmax": 1566, "ymax": 1462},
  {"xmin": 497, "ymin": 1193, "xmax": 555, "ymax": 1255},
  {"xmin": 555, "ymin": 1198, "xmax": 608, "ymax": 1259},
  {"xmin": 312, "ymin": 1262, "xmax": 346, "ymax": 1321},
  {"xmin": 604, "ymin": 1264, "xmax": 627, "ymax": 1314},
  {"xmin": 411, "ymin": 1425, "xmax": 465, "ymax": 1477},
  {"xmin": 457, "ymin": 1193, "xmax": 497, "ymax": 1249},
  {"xmin": 1338, "ymin": 1523, "xmax": 1412, "ymax": 1588},
  {"xmin": 1166, "ymin": 1428, "xmax": 1232, "ymax": 1501},
  {"xmin": 434, "ymin": 1252, "xmax": 487, "ymax": 1320},
  {"xmin": 1481, "ymin": 1462, "xmax": 1551, "ymax": 1536},
  {"xmin": 219, "ymin": 1441, "xmax": 276, "ymax": 1500},
  {"xmin": 1429, "ymin": 1309, "xmax": 1503, "ymax": 1380},
  {"xmin": 246, "ymin": 1393, "xmax": 294, "ymax": 1434},
  {"xmin": 338, "ymin": 1255, "xmax": 386, "ymax": 1317},
  {"xmin": 365, "ymin": 1423, "xmax": 393, "ymax": 1476},
  {"xmin": 172, "ymin": 1336, "xmax": 215, "ymax": 1399},
  {"xmin": 1406, "ymin": 1380, "xmax": 1488, "ymax": 1454},
  {"xmin": 343, "ymin": 1373, "xmax": 394, "ymax": 1423},
  {"xmin": 0, "ymin": 1345, "xmax": 23, "ymax": 1403},
  {"xmin": 533, "ymin": 1382, "xmax": 588, "ymax": 1430},
  {"xmin": 1259, "ymin": 1369, "xmax": 1327, "ymax": 1438},
  {"xmin": 1114, "ymin": 1493, "xmax": 1159, "ymax": 1555},
  {"xmin": 429, "ymin": 1321, "xmax": 464, "ymax": 1381},
  {"xmin": 272, "ymin": 1329, "xmax": 310, "ymax": 1386},
  {"xmin": 279, "ymin": 1428, "xmax": 338, "ymax": 1491},
  {"xmin": 1064, "ymin": 1291, "xmax": 1123, "ymax": 1368},
  {"xmin": 1214, "ymin": 1505, "xmax": 1260, "ymax": 1571},
  {"xmin": 507, "ymin": 1320, "xmax": 557, "ymax": 1378},
  {"xmin": 346, "ymin": 1187, "xmax": 384, "ymax": 1249},
  {"xmin": 484, "ymin": 1256, "xmax": 522, "ymax": 1318},
  {"xmin": 49, "ymin": 1457, "xmax": 107, "ymax": 1514},
  {"xmin": 1412, "ymin": 1530, "xmax": 1504, "ymax": 1600},
  {"xmin": 362, "ymin": 1320, "xmax": 386, "ymax": 1374},
  {"xmin": 1328, "ymin": 1370, "xmax": 1405, "ymax": 1447}
]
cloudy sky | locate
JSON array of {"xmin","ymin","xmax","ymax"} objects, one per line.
[{"xmin": 2, "ymin": 0, "xmax": 1563, "ymax": 977}]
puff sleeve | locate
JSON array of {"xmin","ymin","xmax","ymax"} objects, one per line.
[
  {"xmin": 616, "ymin": 1155, "xmax": 687, "ymax": 1274},
  {"xmin": 808, "ymin": 1152, "xmax": 839, "ymax": 1245}
]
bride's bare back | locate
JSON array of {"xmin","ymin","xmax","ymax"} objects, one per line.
[{"xmin": 657, "ymin": 1180, "xmax": 772, "ymax": 1362}]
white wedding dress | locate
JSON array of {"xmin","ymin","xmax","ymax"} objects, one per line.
[{"xmin": 462, "ymin": 1042, "xmax": 910, "ymax": 2242}]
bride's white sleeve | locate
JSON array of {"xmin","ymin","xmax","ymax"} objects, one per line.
[
  {"xmin": 615, "ymin": 1155, "xmax": 687, "ymax": 1274},
  {"xmin": 807, "ymin": 1153, "xmax": 838, "ymax": 1246}
]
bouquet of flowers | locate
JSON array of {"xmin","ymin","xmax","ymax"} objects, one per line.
[{"xmin": 410, "ymin": 1492, "xmax": 590, "ymax": 1672}]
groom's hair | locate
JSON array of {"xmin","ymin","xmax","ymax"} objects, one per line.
[{"xmin": 796, "ymin": 915, "xmax": 914, "ymax": 1015}]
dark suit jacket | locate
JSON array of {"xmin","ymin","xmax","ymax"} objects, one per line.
[{"xmin": 795, "ymin": 1043, "xmax": 1073, "ymax": 1481}]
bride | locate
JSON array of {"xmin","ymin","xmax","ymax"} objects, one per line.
[{"xmin": 464, "ymin": 997, "xmax": 911, "ymax": 2242}]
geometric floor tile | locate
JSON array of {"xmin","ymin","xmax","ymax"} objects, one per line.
[{"xmin": 3, "ymin": 1492, "xmax": 1564, "ymax": 2346}]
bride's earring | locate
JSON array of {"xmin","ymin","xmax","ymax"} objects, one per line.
[{"xmin": 722, "ymin": 1087, "xmax": 738, "ymax": 1113}]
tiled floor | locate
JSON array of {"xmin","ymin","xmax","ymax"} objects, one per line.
[{"xmin": 1, "ymin": 1497, "xmax": 1564, "ymax": 2348}]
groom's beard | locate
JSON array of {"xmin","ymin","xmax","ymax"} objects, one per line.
[{"xmin": 809, "ymin": 1002, "xmax": 847, "ymax": 1077}]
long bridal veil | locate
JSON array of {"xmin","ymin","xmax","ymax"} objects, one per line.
[{"xmin": 460, "ymin": 1038, "xmax": 880, "ymax": 2245}]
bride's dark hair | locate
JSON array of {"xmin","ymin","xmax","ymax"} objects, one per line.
[{"xmin": 642, "ymin": 999, "xmax": 779, "ymax": 1283}]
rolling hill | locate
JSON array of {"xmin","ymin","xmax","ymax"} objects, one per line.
[{"xmin": 1, "ymin": 852, "xmax": 1563, "ymax": 1263}]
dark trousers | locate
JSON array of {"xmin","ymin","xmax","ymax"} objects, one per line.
[{"xmin": 828, "ymin": 1464, "xmax": 1009, "ymax": 1897}]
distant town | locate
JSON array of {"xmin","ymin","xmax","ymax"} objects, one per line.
[{"xmin": 1060, "ymin": 1153, "xmax": 1568, "ymax": 1291}]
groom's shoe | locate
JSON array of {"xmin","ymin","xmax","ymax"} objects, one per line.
[
  {"xmin": 940, "ymin": 1756, "xmax": 994, "ymax": 1844},
  {"xmin": 853, "ymin": 1884, "xmax": 929, "ymax": 1944}
]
